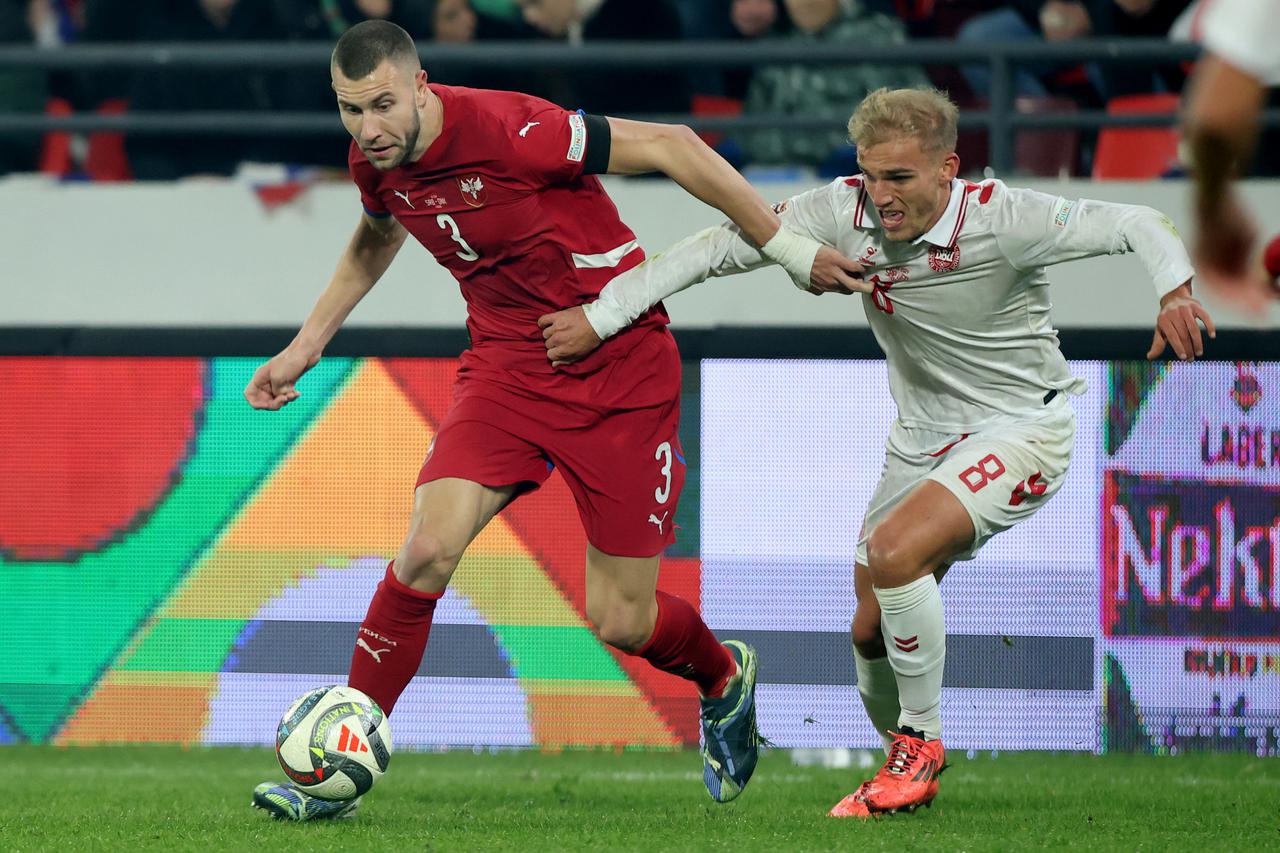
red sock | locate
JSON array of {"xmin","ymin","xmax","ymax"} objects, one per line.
[
  {"xmin": 348, "ymin": 562, "xmax": 441, "ymax": 716},
  {"xmin": 635, "ymin": 590, "xmax": 736, "ymax": 697}
]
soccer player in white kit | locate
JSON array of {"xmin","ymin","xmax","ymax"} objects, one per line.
[
  {"xmin": 1184, "ymin": 0, "xmax": 1280, "ymax": 308},
  {"xmin": 537, "ymin": 87, "xmax": 1218, "ymax": 817}
]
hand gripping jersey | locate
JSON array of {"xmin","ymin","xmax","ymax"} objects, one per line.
[
  {"xmin": 350, "ymin": 84, "xmax": 668, "ymax": 374},
  {"xmin": 592, "ymin": 178, "xmax": 1194, "ymax": 432}
]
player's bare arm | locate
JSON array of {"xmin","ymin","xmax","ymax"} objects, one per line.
[
  {"xmin": 602, "ymin": 117, "xmax": 864, "ymax": 294},
  {"xmin": 245, "ymin": 213, "xmax": 407, "ymax": 410},
  {"xmin": 538, "ymin": 122, "xmax": 864, "ymax": 366},
  {"xmin": 1184, "ymin": 54, "xmax": 1270, "ymax": 308}
]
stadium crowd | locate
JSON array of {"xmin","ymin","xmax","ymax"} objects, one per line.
[{"xmin": 0, "ymin": 0, "xmax": 1271, "ymax": 179}]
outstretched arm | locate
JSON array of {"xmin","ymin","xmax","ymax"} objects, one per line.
[
  {"xmin": 539, "ymin": 181, "xmax": 866, "ymax": 366},
  {"xmin": 995, "ymin": 185, "xmax": 1215, "ymax": 361},
  {"xmin": 245, "ymin": 213, "xmax": 407, "ymax": 409},
  {"xmin": 602, "ymin": 118, "xmax": 863, "ymax": 293}
]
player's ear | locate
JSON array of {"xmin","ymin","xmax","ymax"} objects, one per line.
[
  {"xmin": 941, "ymin": 152, "xmax": 960, "ymax": 181},
  {"xmin": 415, "ymin": 68, "xmax": 429, "ymax": 100}
]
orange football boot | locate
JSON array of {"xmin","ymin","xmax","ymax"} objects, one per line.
[
  {"xmin": 863, "ymin": 729, "xmax": 946, "ymax": 812},
  {"xmin": 827, "ymin": 781, "xmax": 881, "ymax": 819}
]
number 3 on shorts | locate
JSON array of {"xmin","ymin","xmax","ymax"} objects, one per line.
[{"xmin": 654, "ymin": 441, "xmax": 673, "ymax": 503}]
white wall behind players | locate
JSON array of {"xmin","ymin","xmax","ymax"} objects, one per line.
[{"xmin": 4, "ymin": 176, "xmax": 1279, "ymax": 328}]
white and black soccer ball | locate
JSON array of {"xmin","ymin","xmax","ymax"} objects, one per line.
[{"xmin": 275, "ymin": 685, "xmax": 393, "ymax": 801}]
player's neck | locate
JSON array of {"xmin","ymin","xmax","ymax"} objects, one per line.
[
  {"xmin": 410, "ymin": 89, "xmax": 445, "ymax": 163},
  {"xmin": 917, "ymin": 189, "xmax": 952, "ymax": 239}
]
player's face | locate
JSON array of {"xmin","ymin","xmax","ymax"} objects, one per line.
[
  {"xmin": 857, "ymin": 135, "xmax": 960, "ymax": 242},
  {"xmin": 333, "ymin": 59, "xmax": 427, "ymax": 171}
]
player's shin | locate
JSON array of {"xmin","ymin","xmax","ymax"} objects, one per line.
[
  {"xmin": 873, "ymin": 575, "xmax": 946, "ymax": 740},
  {"xmin": 854, "ymin": 645, "xmax": 902, "ymax": 754},
  {"xmin": 634, "ymin": 590, "xmax": 735, "ymax": 697},
  {"xmin": 347, "ymin": 561, "xmax": 442, "ymax": 716}
]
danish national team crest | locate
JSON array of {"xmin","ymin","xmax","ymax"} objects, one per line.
[
  {"xmin": 458, "ymin": 175, "xmax": 487, "ymax": 208},
  {"xmin": 928, "ymin": 244, "xmax": 960, "ymax": 273}
]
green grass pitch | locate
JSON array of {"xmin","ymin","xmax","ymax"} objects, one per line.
[{"xmin": 0, "ymin": 746, "xmax": 1274, "ymax": 851}]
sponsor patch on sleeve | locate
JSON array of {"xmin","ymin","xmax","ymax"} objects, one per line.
[
  {"xmin": 1053, "ymin": 199, "xmax": 1076, "ymax": 229},
  {"xmin": 566, "ymin": 113, "xmax": 586, "ymax": 163}
]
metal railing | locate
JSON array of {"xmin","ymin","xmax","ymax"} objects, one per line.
[{"xmin": 2, "ymin": 38, "xmax": 1278, "ymax": 174}]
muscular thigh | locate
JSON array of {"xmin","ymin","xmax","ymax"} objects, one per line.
[
  {"xmin": 537, "ymin": 330, "xmax": 686, "ymax": 559},
  {"xmin": 857, "ymin": 405, "xmax": 1075, "ymax": 566},
  {"xmin": 925, "ymin": 405, "xmax": 1075, "ymax": 560},
  {"xmin": 402, "ymin": 477, "xmax": 517, "ymax": 561}
]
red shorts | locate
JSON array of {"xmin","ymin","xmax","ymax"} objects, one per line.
[{"xmin": 417, "ymin": 329, "xmax": 686, "ymax": 557}]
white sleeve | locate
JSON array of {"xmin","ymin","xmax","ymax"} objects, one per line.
[
  {"xmin": 1200, "ymin": 0, "xmax": 1280, "ymax": 86},
  {"xmin": 993, "ymin": 185, "xmax": 1195, "ymax": 300},
  {"xmin": 584, "ymin": 181, "xmax": 843, "ymax": 339}
]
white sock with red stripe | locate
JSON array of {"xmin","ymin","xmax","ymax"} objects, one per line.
[
  {"xmin": 854, "ymin": 646, "xmax": 900, "ymax": 755},
  {"xmin": 873, "ymin": 574, "xmax": 945, "ymax": 741}
]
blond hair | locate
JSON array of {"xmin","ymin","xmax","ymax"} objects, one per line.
[{"xmin": 848, "ymin": 87, "xmax": 959, "ymax": 156}]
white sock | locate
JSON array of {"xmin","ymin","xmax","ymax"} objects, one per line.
[
  {"xmin": 873, "ymin": 574, "xmax": 945, "ymax": 741},
  {"xmin": 854, "ymin": 646, "xmax": 900, "ymax": 755}
]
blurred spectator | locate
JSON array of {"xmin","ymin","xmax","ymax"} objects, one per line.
[
  {"xmin": 514, "ymin": 0, "xmax": 690, "ymax": 116},
  {"xmin": 431, "ymin": 0, "xmax": 475, "ymax": 40},
  {"xmin": 80, "ymin": 0, "xmax": 155, "ymax": 104},
  {"xmin": 0, "ymin": 0, "xmax": 50, "ymax": 174},
  {"xmin": 738, "ymin": 0, "xmax": 929, "ymax": 170},
  {"xmin": 721, "ymin": 0, "xmax": 790, "ymax": 100},
  {"xmin": 958, "ymin": 0, "xmax": 1190, "ymax": 103},
  {"xmin": 1093, "ymin": 0, "xmax": 1191, "ymax": 97},
  {"xmin": 126, "ymin": 0, "xmax": 289, "ymax": 179},
  {"xmin": 421, "ymin": 0, "xmax": 539, "ymax": 90},
  {"xmin": 27, "ymin": 0, "xmax": 82, "ymax": 46},
  {"xmin": 272, "ymin": 0, "xmax": 433, "ymax": 40}
]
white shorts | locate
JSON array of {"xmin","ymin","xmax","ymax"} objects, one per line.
[{"xmin": 855, "ymin": 396, "xmax": 1076, "ymax": 566}]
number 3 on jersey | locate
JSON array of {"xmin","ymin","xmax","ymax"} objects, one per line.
[{"xmin": 437, "ymin": 213, "xmax": 479, "ymax": 262}]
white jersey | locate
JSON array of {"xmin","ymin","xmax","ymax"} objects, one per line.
[
  {"xmin": 1199, "ymin": 0, "xmax": 1280, "ymax": 86},
  {"xmin": 589, "ymin": 178, "xmax": 1194, "ymax": 432}
]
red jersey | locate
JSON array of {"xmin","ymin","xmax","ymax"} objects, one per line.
[{"xmin": 349, "ymin": 85, "xmax": 669, "ymax": 375}]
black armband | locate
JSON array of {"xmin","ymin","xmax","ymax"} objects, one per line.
[{"xmin": 581, "ymin": 112, "xmax": 612, "ymax": 175}]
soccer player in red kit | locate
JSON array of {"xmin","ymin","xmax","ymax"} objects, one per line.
[{"xmin": 246, "ymin": 20, "xmax": 864, "ymax": 820}]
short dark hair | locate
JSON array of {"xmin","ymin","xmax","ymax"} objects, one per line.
[{"xmin": 331, "ymin": 20, "xmax": 419, "ymax": 80}]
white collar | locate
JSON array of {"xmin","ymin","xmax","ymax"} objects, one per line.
[{"xmin": 851, "ymin": 177, "xmax": 969, "ymax": 249}]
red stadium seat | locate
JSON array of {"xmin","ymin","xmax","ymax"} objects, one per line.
[
  {"xmin": 691, "ymin": 94, "xmax": 743, "ymax": 149},
  {"xmin": 38, "ymin": 97, "xmax": 133, "ymax": 181},
  {"xmin": 38, "ymin": 97, "xmax": 74, "ymax": 176},
  {"xmin": 1092, "ymin": 92, "xmax": 1182, "ymax": 180},
  {"xmin": 1014, "ymin": 96, "xmax": 1080, "ymax": 177}
]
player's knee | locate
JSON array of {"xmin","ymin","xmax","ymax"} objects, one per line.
[
  {"xmin": 396, "ymin": 532, "xmax": 463, "ymax": 591},
  {"xmin": 851, "ymin": 619, "xmax": 887, "ymax": 659},
  {"xmin": 590, "ymin": 605, "xmax": 654, "ymax": 653},
  {"xmin": 865, "ymin": 529, "xmax": 923, "ymax": 589}
]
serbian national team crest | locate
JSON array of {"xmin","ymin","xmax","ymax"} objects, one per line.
[
  {"xmin": 1232, "ymin": 362, "xmax": 1262, "ymax": 412},
  {"xmin": 928, "ymin": 244, "xmax": 960, "ymax": 273},
  {"xmin": 458, "ymin": 175, "xmax": 487, "ymax": 208}
]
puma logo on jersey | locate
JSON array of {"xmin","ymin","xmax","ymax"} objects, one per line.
[
  {"xmin": 393, "ymin": 189, "xmax": 414, "ymax": 209},
  {"xmin": 356, "ymin": 637, "xmax": 391, "ymax": 663},
  {"xmin": 519, "ymin": 121, "xmax": 540, "ymax": 137},
  {"xmin": 648, "ymin": 511, "xmax": 669, "ymax": 534}
]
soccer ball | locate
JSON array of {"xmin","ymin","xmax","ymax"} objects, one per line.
[{"xmin": 275, "ymin": 685, "xmax": 393, "ymax": 801}]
